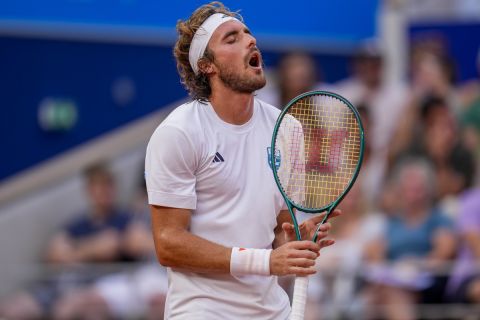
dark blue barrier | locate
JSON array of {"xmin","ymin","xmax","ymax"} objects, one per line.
[{"xmin": 0, "ymin": 36, "xmax": 351, "ymax": 180}]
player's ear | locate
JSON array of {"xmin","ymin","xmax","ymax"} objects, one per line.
[{"xmin": 198, "ymin": 58, "xmax": 214, "ymax": 75}]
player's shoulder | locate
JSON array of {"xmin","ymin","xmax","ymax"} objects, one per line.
[
  {"xmin": 148, "ymin": 100, "xmax": 205, "ymax": 148},
  {"xmin": 161, "ymin": 100, "xmax": 202, "ymax": 127},
  {"xmin": 158, "ymin": 100, "xmax": 206, "ymax": 133}
]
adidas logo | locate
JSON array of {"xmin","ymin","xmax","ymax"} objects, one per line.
[{"xmin": 212, "ymin": 152, "xmax": 224, "ymax": 163}]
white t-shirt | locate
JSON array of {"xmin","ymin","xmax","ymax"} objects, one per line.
[{"xmin": 145, "ymin": 98, "xmax": 290, "ymax": 319}]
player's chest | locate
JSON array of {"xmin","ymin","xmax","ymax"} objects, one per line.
[{"xmin": 195, "ymin": 130, "xmax": 277, "ymax": 193}]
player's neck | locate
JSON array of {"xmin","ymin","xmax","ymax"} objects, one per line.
[{"xmin": 209, "ymin": 86, "xmax": 255, "ymax": 125}]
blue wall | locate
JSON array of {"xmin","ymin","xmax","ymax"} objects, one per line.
[
  {"xmin": 0, "ymin": 37, "xmax": 352, "ymax": 181},
  {"xmin": 0, "ymin": 38, "xmax": 185, "ymax": 180},
  {"xmin": 0, "ymin": 0, "xmax": 378, "ymax": 46},
  {"xmin": 0, "ymin": 0, "xmax": 378, "ymax": 180}
]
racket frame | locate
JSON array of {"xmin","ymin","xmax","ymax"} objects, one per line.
[{"xmin": 270, "ymin": 90, "xmax": 365, "ymax": 242}]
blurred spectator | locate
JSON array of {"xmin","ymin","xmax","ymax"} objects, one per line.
[
  {"xmin": 389, "ymin": 96, "xmax": 475, "ymax": 215},
  {"xmin": 356, "ymin": 104, "xmax": 386, "ymax": 207},
  {"xmin": 257, "ymin": 51, "xmax": 321, "ymax": 108},
  {"xmin": 334, "ymin": 39, "xmax": 408, "ymax": 155},
  {"xmin": 363, "ymin": 158, "xmax": 456, "ymax": 320},
  {"xmin": 47, "ymin": 163, "xmax": 138, "ymax": 264},
  {"xmin": 51, "ymin": 166, "xmax": 167, "ymax": 320},
  {"xmin": 447, "ymin": 188, "xmax": 480, "ymax": 305},
  {"xmin": 0, "ymin": 162, "xmax": 140, "ymax": 320},
  {"xmin": 411, "ymin": 51, "xmax": 459, "ymax": 114},
  {"xmin": 333, "ymin": 39, "xmax": 408, "ymax": 207},
  {"xmin": 305, "ymin": 182, "xmax": 385, "ymax": 320},
  {"xmin": 420, "ymin": 98, "xmax": 475, "ymax": 205},
  {"xmin": 277, "ymin": 51, "xmax": 320, "ymax": 107},
  {"xmin": 389, "ymin": 43, "xmax": 462, "ymax": 172},
  {"xmin": 459, "ymin": 47, "xmax": 480, "ymax": 153}
]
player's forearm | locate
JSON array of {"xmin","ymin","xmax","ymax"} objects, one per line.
[{"xmin": 153, "ymin": 227, "xmax": 231, "ymax": 273}]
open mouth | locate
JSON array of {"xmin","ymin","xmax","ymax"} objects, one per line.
[{"xmin": 248, "ymin": 52, "xmax": 261, "ymax": 69}]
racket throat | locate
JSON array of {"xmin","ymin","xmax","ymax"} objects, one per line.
[
  {"xmin": 286, "ymin": 203, "xmax": 302, "ymax": 241},
  {"xmin": 312, "ymin": 207, "xmax": 335, "ymax": 243}
]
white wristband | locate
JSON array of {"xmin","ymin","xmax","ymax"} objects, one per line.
[{"xmin": 230, "ymin": 247, "xmax": 272, "ymax": 276}]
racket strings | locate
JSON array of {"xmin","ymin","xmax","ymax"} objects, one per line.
[{"xmin": 276, "ymin": 95, "xmax": 361, "ymax": 209}]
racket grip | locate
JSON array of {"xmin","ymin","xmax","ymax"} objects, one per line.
[{"xmin": 290, "ymin": 276, "xmax": 309, "ymax": 320}]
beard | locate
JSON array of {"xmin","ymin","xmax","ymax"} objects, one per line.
[{"xmin": 216, "ymin": 61, "xmax": 266, "ymax": 93}]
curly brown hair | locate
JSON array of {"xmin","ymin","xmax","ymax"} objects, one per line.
[{"xmin": 173, "ymin": 2, "xmax": 243, "ymax": 102}]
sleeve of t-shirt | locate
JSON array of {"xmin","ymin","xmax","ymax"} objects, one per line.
[{"xmin": 145, "ymin": 125, "xmax": 198, "ymax": 209}]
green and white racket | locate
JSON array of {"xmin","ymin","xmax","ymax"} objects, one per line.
[{"xmin": 270, "ymin": 91, "xmax": 364, "ymax": 320}]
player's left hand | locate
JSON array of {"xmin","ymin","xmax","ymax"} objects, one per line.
[{"xmin": 282, "ymin": 209, "xmax": 342, "ymax": 247}]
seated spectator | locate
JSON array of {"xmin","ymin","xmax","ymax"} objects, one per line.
[
  {"xmin": 51, "ymin": 166, "xmax": 167, "ymax": 320},
  {"xmin": 0, "ymin": 162, "xmax": 139, "ymax": 320},
  {"xmin": 47, "ymin": 163, "xmax": 137, "ymax": 264},
  {"xmin": 390, "ymin": 96, "xmax": 475, "ymax": 215},
  {"xmin": 447, "ymin": 188, "xmax": 480, "ymax": 306},
  {"xmin": 363, "ymin": 158, "xmax": 456, "ymax": 320}
]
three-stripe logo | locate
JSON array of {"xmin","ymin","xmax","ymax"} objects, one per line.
[{"xmin": 212, "ymin": 152, "xmax": 224, "ymax": 163}]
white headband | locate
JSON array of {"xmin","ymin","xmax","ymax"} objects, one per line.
[{"xmin": 189, "ymin": 13, "xmax": 238, "ymax": 75}]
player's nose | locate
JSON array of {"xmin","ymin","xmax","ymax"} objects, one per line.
[{"xmin": 246, "ymin": 33, "xmax": 257, "ymax": 48}]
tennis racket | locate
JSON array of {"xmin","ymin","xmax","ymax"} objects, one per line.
[{"xmin": 270, "ymin": 91, "xmax": 364, "ymax": 320}]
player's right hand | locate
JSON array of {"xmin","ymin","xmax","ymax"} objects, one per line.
[{"xmin": 269, "ymin": 241, "xmax": 320, "ymax": 276}]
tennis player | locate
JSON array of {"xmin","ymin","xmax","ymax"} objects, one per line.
[{"xmin": 145, "ymin": 2, "xmax": 340, "ymax": 318}]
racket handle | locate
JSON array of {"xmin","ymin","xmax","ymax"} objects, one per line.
[{"xmin": 290, "ymin": 276, "xmax": 309, "ymax": 320}]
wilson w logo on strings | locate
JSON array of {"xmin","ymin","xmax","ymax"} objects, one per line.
[{"xmin": 305, "ymin": 128, "xmax": 349, "ymax": 174}]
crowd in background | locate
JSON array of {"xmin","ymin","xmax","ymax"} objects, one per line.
[
  {"xmin": 0, "ymin": 164, "xmax": 167, "ymax": 320},
  {"xmin": 1, "ymin": 36, "xmax": 480, "ymax": 319},
  {"xmin": 258, "ymin": 38, "xmax": 480, "ymax": 320}
]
